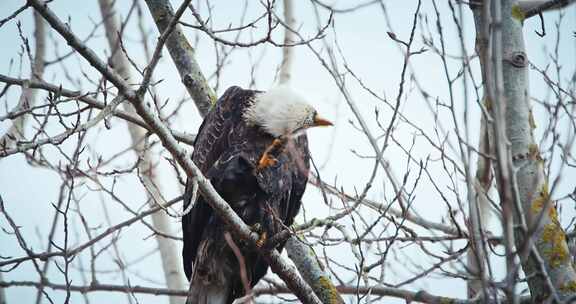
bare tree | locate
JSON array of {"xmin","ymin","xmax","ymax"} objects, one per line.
[{"xmin": 1, "ymin": 0, "xmax": 576, "ymax": 303}]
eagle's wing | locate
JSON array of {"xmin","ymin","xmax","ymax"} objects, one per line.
[
  {"xmin": 283, "ymin": 135, "xmax": 310, "ymax": 226},
  {"xmin": 182, "ymin": 86, "xmax": 252, "ymax": 280}
]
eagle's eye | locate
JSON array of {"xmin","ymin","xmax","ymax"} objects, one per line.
[{"xmin": 305, "ymin": 111, "xmax": 317, "ymax": 126}]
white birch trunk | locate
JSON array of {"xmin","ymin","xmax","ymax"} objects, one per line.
[{"xmin": 472, "ymin": 0, "xmax": 576, "ymax": 301}]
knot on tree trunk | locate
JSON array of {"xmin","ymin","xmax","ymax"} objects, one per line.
[{"xmin": 505, "ymin": 51, "xmax": 528, "ymax": 68}]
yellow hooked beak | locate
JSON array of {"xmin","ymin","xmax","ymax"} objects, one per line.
[{"xmin": 312, "ymin": 114, "xmax": 333, "ymax": 127}]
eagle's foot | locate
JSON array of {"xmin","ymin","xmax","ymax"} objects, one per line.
[
  {"xmin": 255, "ymin": 231, "xmax": 268, "ymax": 248},
  {"xmin": 257, "ymin": 152, "xmax": 278, "ymax": 170},
  {"xmin": 256, "ymin": 138, "xmax": 285, "ymax": 171},
  {"xmin": 250, "ymin": 223, "xmax": 267, "ymax": 248}
]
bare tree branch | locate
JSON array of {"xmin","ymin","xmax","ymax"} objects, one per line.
[
  {"xmin": 518, "ymin": 0, "xmax": 576, "ymax": 17},
  {"xmin": 144, "ymin": 0, "xmax": 215, "ymax": 116},
  {"xmin": 0, "ymin": 279, "xmax": 487, "ymax": 304},
  {"xmin": 2, "ymin": 1, "xmax": 575, "ymax": 302}
]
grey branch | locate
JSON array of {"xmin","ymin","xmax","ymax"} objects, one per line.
[
  {"xmin": 0, "ymin": 279, "xmax": 490, "ymax": 303},
  {"xmin": 518, "ymin": 0, "xmax": 576, "ymax": 17},
  {"xmin": 286, "ymin": 237, "xmax": 344, "ymax": 304},
  {"xmin": 144, "ymin": 0, "xmax": 216, "ymax": 117}
]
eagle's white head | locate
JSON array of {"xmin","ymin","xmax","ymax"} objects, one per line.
[{"xmin": 243, "ymin": 86, "xmax": 332, "ymax": 137}]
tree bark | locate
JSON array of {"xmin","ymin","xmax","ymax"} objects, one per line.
[
  {"xmin": 144, "ymin": 0, "xmax": 216, "ymax": 116},
  {"xmin": 467, "ymin": 116, "xmax": 492, "ymax": 299},
  {"xmin": 518, "ymin": 0, "xmax": 576, "ymax": 17},
  {"xmin": 286, "ymin": 237, "xmax": 344, "ymax": 304},
  {"xmin": 468, "ymin": 6, "xmax": 496, "ymax": 297}
]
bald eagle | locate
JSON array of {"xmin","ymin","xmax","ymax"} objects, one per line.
[{"xmin": 182, "ymin": 86, "xmax": 332, "ymax": 304}]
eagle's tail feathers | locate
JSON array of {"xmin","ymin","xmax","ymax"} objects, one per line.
[{"xmin": 186, "ymin": 279, "xmax": 231, "ymax": 304}]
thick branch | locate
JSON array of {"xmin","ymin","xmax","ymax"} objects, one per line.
[
  {"xmin": 518, "ymin": 0, "xmax": 576, "ymax": 18},
  {"xmin": 144, "ymin": 0, "xmax": 215, "ymax": 116},
  {"xmin": 286, "ymin": 237, "xmax": 344, "ymax": 304}
]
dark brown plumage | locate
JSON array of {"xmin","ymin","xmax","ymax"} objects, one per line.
[{"xmin": 182, "ymin": 86, "xmax": 310, "ymax": 304}]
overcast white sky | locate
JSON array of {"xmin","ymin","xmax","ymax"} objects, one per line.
[{"xmin": 1, "ymin": 1, "xmax": 575, "ymax": 303}]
